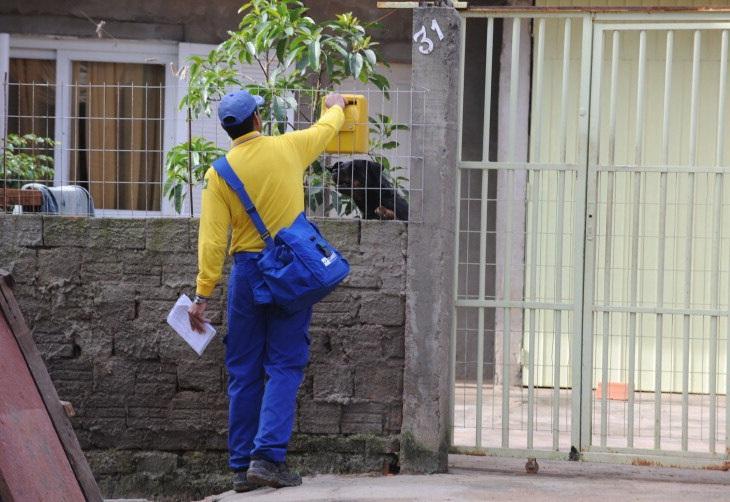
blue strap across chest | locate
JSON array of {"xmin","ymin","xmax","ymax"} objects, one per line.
[{"xmin": 211, "ymin": 156, "xmax": 275, "ymax": 248}]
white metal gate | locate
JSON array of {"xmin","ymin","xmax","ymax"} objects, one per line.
[{"xmin": 452, "ymin": 10, "xmax": 730, "ymax": 466}]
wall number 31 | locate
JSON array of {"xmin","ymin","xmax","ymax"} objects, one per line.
[{"xmin": 413, "ymin": 19, "xmax": 445, "ymax": 55}]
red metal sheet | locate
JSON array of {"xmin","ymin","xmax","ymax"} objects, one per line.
[{"xmin": 0, "ymin": 315, "xmax": 85, "ymax": 502}]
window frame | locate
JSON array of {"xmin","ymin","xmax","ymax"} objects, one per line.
[{"xmin": 5, "ymin": 36, "xmax": 179, "ymax": 217}]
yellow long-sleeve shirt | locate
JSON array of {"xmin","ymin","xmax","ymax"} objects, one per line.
[{"xmin": 195, "ymin": 106, "xmax": 345, "ymax": 297}]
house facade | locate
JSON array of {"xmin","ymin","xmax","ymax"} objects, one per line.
[{"xmin": 0, "ymin": 1, "xmax": 414, "ymax": 216}]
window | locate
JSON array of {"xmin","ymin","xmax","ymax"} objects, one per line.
[
  {"xmin": 69, "ymin": 62, "xmax": 164, "ymax": 211},
  {"xmin": 8, "ymin": 58, "xmax": 55, "ymax": 140},
  {"xmin": 7, "ymin": 59, "xmax": 56, "ymax": 188},
  {"xmin": 4, "ymin": 37, "xmax": 178, "ymax": 215}
]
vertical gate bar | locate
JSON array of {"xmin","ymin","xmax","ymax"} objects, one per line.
[
  {"xmin": 482, "ymin": 18, "xmax": 495, "ymax": 162},
  {"xmin": 577, "ymin": 14, "xmax": 594, "ymax": 451},
  {"xmin": 709, "ymin": 29, "xmax": 727, "ymax": 455},
  {"xmin": 476, "ymin": 179, "xmax": 488, "ymax": 448},
  {"xmin": 601, "ymin": 30, "xmax": 621, "ymax": 447},
  {"xmin": 451, "ymin": 169, "xmax": 461, "ymax": 446},
  {"xmin": 553, "ymin": 170, "xmax": 566, "ymax": 450},
  {"xmin": 474, "ymin": 16, "xmax": 494, "ymax": 450},
  {"xmin": 655, "ymin": 30, "xmax": 674, "ymax": 451},
  {"xmin": 682, "ymin": 30, "xmax": 702, "ymax": 452},
  {"xmin": 450, "ymin": 15, "xmax": 468, "ymax": 447},
  {"xmin": 501, "ymin": 16, "xmax": 521, "ymax": 448},
  {"xmin": 456, "ymin": 16, "xmax": 466, "ymax": 163},
  {"xmin": 507, "ymin": 17, "xmax": 521, "ymax": 160},
  {"xmin": 527, "ymin": 17, "xmax": 546, "ymax": 451},
  {"xmin": 552, "ymin": 16, "xmax": 572, "ymax": 451},
  {"xmin": 715, "ymin": 30, "xmax": 730, "ymax": 452},
  {"xmin": 502, "ymin": 168, "xmax": 515, "ymax": 448},
  {"xmin": 626, "ymin": 29, "xmax": 647, "ymax": 449}
]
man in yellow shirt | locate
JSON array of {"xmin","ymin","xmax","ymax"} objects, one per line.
[{"xmin": 188, "ymin": 89, "xmax": 345, "ymax": 491}]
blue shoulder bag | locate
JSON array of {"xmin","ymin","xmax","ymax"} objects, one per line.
[{"xmin": 212, "ymin": 156, "xmax": 350, "ymax": 314}]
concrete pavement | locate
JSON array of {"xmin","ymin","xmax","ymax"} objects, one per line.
[{"xmin": 199, "ymin": 455, "xmax": 730, "ymax": 501}]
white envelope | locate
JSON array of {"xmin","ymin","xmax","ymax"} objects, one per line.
[{"xmin": 166, "ymin": 294, "xmax": 216, "ymax": 356}]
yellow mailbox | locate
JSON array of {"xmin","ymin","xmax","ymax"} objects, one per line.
[{"xmin": 321, "ymin": 94, "xmax": 368, "ymax": 154}]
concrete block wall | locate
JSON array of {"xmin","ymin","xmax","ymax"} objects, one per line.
[{"xmin": 0, "ymin": 215, "xmax": 406, "ymax": 500}]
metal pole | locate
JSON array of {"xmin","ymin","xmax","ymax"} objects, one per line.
[
  {"xmin": 552, "ymin": 16, "xmax": 572, "ymax": 451},
  {"xmin": 577, "ymin": 15, "xmax": 597, "ymax": 450},
  {"xmin": 2, "ymin": 71, "xmax": 8, "ymax": 211},
  {"xmin": 451, "ymin": 12, "xmax": 467, "ymax": 449},
  {"xmin": 187, "ymin": 106, "xmax": 194, "ymax": 218},
  {"xmin": 655, "ymin": 29, "xmax": 674, "ymax": 451},
  {"xmin": 475, "ymin": 17, "xmax": 495, "ymax": 449},
  {"xmin": 709, "ymin": 29, "xmax": 727, "ymax": 455},
  {"xmin": 626, "ymin": 29, "xmax": 647, "ymax": 449},
  {"xmin": 527, "ymin": 17, "xmax": 546, "ymax": 451},
  {"xmin": 502, "ymin": 16, "xmax": 522, "ymax": 449},
  {"xmin": 601, "ymin": 30, "xmax": 621, "ymax": 447},
  {"xmin": 682, "ymin": 30, "xmax": 702, "ymax": 452}
]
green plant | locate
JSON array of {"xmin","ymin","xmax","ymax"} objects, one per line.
[
  {"xmin": 1, "ymin": 133, "xmax": 56, "ymax": 188},
  {"xmin": 182, "ymin": 0, "xmax": 388, "ymax": 132},
  {"xmin": 369, "ymin": 113, "xmax": 409, "ymax": 191},
  {"xmin": 163, "ymin": 137, "xmax": 226, "ymax": 214},
  {"xmin": 169, "ymin": 0, "xmax": 408, "ymax": 216}
]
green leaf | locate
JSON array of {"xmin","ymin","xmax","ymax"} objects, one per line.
[
  {"xmin": 363, "ymin": 49, "xmax": 376, "ymax": 66},
  {"xmin": 284, "ymin": 95, "xmax": 298, "ymax": 110},
  {"xmin": 283, "ymin": 46, "xmax": 299, "ymax": 68},
  {"xmin": 308, "ymin": 39, "xmax": 321, "ymax": 70}
]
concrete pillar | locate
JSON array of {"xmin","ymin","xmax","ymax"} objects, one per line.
[{"xmin": 401, "ymin": 6, "xmax": 460, "ymax": 474}]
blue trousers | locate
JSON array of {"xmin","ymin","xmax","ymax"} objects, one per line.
[{"xmin": 226, "ymin": 253, "xmax": 311, "ymax": 471}]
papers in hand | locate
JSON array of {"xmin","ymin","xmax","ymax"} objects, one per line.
[{"xmin": 166, "ymin": 294, "xmax": 216, "ymax": 356}]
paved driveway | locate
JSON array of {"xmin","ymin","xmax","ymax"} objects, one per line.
[{"xmin": 200, "ymin": 455, "xmax": 730, "ymax": 502}]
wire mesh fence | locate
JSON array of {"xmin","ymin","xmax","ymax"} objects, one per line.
[{"xmin": 1, "ymin": 75, "xmax": 425, "ymax": 221}]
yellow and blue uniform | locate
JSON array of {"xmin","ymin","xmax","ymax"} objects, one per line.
[
  {"xmin": 196, "ymin": 105, "xmax": 344, "ymax": 471},
  {"xmin": 196, "ymin": 105, "xmax": 345, "ymax": 297}
]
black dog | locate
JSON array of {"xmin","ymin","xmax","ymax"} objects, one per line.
[{"xmin": 329, "ymin": 159, "xmax": 409, "ymax": 220}]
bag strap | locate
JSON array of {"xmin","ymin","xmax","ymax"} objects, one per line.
[{"xmin": 211, "ymin": 156, "xmax": 275, "ymax": 248}]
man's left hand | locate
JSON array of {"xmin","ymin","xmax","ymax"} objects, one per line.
[{"xmin": 188, "ymin": 302, "xmax": 210, "ymax": 334}]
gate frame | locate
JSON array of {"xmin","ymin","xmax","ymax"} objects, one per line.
[
  {"xmin": 453, "ymin": 8, "xmax": 593, "ymax": 459},
  {"xmin": 451, "ymin": 7, "xmax": 730, "ymax": 469},
  {"xmin": 580, "ymin": 12, "xmax": 730, "ymax": 467}
]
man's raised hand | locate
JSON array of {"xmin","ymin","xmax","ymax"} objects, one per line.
[{"xmin": 325, "ymin": 93, "xmax": 346, "ymax": 109}]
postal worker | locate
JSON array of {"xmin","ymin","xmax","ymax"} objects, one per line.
[{"xmin": 188, "ymin": 89, "xmax": 345, "ymax": 491}]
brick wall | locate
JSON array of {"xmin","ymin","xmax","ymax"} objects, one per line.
[{"xmin": 0, "ymin": 215, "xmax": 406, "ymax": 500}]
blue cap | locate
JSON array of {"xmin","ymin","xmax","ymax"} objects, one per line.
[{"xmin": 218, "ymin": 90, "xmax": 265, "ymax": 127}]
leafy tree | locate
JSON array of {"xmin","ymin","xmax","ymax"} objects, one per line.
[
  {"xmin": 166, "ymin": 0, "xmax": 408, "ymax": 216},
  {"xmin": 182, "ymin": 0, "xmax": 389, "ymax": 130}
]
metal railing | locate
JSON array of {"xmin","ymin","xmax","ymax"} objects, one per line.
[
  {"xmin": 1, "ymin": 78, "xmax": 425, "ymax": 222},
  {"xmin": 452, "ymin": 10, "xmax": 730, "ymax": 467}
]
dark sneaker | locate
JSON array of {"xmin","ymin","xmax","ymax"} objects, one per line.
[
  {"xmin": 247, "ymin": 459, "xmax": 302, "ymax": 488},
  {"xmin": 232, "ymin": 470, "xmax": 258, "ymax": 492}
]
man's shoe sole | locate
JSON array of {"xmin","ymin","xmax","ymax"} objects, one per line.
[
  {"xmin": 247, "ymin": 469, "xmax": 302, "ymax": 488},
  {"xmin": 233, "ymin": 485, "xmax": 258, "ymax": 493},
  {"xmin": 233, "ymin": 482, "xmax": 258, "ymax": 493}
]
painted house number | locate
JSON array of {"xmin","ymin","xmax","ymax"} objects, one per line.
[{"xmin": 413, "ymin": 19, "xmax": 445, "ymax": 55}]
